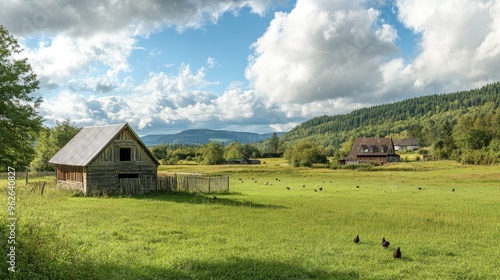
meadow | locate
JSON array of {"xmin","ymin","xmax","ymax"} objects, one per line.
[{"xmin": 1, "ymin": 159, "xmax": 499, "ymax": 279}]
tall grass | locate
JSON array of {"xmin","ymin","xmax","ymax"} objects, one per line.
[{"xmin": 1, "ymin": 161, "xmax": 499, "ymax": 279}]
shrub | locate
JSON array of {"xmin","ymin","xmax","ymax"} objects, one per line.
[
  {"xmin": 284, "ymin": 141, "xmax": 328, "ymax": 167},
  {"xmin": 418, "ymin": 149, "xmax": 429, "ymax": 155},
  {"xmin": 341, "ymin": 164, "xmax": 373, "ymax": 171}
]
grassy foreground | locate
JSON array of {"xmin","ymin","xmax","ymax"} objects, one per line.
[{"xmin": 1, "ymin": 160, "xmax": 499, "ymax": 279}]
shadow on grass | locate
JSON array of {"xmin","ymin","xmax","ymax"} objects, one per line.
[
  {"xmin": 7, "ymin": 256, "xmax": 359, "ymax": 280},
  {"xmin": 1, "ymin": 218, "xmax": 356, "ymax": 280},
  {"xmin": 131, "ymin": 192, "xmax": 287, "ymax": 209},
  {"xmin": 144, "ymin": 257, "xmax": 358, "ymax": 280}
]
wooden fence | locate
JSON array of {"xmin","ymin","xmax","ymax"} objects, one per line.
[
  {"xmin": 0, "ymin": 171, "xmax": 55, "ymax": 180},
  {"xmin": 120, "ymin": 173, "xmax": 229, "ymax": 195},
  {"xmin": 175, "ymin": 173, "xmax": 229, "ymax": 193},
  {"xmin": 0, "ymin": 171, "xmax": 229, "ymax": 196},
  {"xmin": 156, "ymin": 175, "xmax": 176, "ymax": 193}
]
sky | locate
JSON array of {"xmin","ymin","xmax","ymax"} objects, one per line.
[{"xmin": 2, "ymin": 0, "xmax": 500, "ymax": 136}]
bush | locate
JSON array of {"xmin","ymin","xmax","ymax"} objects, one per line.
[
  {"xmin": 284, "ymin": 141, "xmax": 328, "ymax": 167},
  {"xmin": 341, "ymin": 164, "xmax": 374, "ymax": 171},
  {"xmin": 161, "ymin": 156, "xmax": 179, "ymax": 165},
  {"xmin": 418, "ymin": 149, "xmax": 429, "ymax": 155},
  {"xmin": 458, "ymin": 149, "xmax": 499, "ymax": 165}
]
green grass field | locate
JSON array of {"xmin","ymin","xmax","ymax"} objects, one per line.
[{"xmin": 1, "ymin": 159, "xmax": 499, "ymax": 279}]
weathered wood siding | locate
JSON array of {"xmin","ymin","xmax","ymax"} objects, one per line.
[
  {"xmin": 55, "ymin": 165, "xmax": 85, "ymax": 192},
  {"xmin": 93, "ymin": 128, "xmax": 154, "ymax": 162},
  {"xmin": 56, "ymin": 165, "xmax": 84, "ymax": 182},
  {"xmin": 86, "ymin": 127, "xmax": 158, "ymax": 194},
  {"xmin": 86, "ymin": 162, "xmax": 157, "ymax": 193}
]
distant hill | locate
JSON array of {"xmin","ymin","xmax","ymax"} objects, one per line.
[
  {"xmin": 141, "ymin": 129, "xmax": 285, "ymax": 146},
  {"xmin": 281, "ymin": 82, "xmax": 500, "ymax": 148}
]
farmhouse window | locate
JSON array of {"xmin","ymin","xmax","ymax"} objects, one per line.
[
  {"xmin": 120, "ymin": 148, "xmax": 132, "ymax": 161},
  {"xmin": 360, "ymin": 145, "xmax": 370, "ymax": 153}
]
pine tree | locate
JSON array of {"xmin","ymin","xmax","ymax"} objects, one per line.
[{"xmin": 268, "ymin": 132, "xmax": 280, "ymax": 154}]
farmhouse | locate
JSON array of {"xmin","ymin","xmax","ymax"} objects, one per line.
[
  {"xmin": 346, "ymin": 137, "xmax": 400, "ymax": 165},
  {"xmin": 49, "ymin": 123, "xmax": 160, "ymax": 195},
  {"xmin": 394, "ymin": 138, "xmax": 419, "ymax": 151}
]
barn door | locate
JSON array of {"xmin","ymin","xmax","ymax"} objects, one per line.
[{"xmin": 118, "ymin": 173, "xmax": 141, "ymax": 194}]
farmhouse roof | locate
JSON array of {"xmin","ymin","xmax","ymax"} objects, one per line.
[
  {"xmin": 49, "ymin": 123, "xmax": 159, "ymax": 166},
  {"xmin": 349, "ymin": 137, "xmax": 396, "ymax": 157},
  {"xmin": 394, "ymin": 138, "xmax": 418, "ymax": 146}
]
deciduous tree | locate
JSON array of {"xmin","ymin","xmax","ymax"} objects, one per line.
[
  {"xmin": 284, "ymin": 140, "xmax": 328, "ymax": 167},
  {"xmin": 224, "ymin": 141, "xmax": 244, "ymax": 160},
  {"xmin": 0, "ymin": 25, "xmax": 42, "ymax": 170},
  {"xmin": 30, "ymin": 119, "xmax": 81, "ymax": 171},
  {"xmin": 196, "ymin": 141, "xmax": 225, "ymax": 165}
]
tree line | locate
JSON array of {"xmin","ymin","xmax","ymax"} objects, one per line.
[
  {"xmin": 281, "ymin": 82, "xmax": 500, "ymax": 165},
  {"xmin": 284, "ymin": 82, "xmax": 500, "ymax": 146},
  {"xmin": 149, "ymin": 132, "xmax": 284, "ymax": 165}
]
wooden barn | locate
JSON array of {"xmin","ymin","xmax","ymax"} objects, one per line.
[
  {"xmin": 394, "ymin": 138, "xmax": 419, "ymax": 151},
  {"xmin": 49, "ymin": 123, "xmax": 160, "ymax": 195},
  {"xmin": 346, "ymin": 137, "xmax": 400, "ymax": 165}
]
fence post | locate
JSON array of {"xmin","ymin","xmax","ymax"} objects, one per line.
[
  {"xmin": 208, "ymin": 176, "xmax": 211, "ymax": 193},
  {"xmin": 25, "ymin": 169, "xmax": 29, "ymax": 184},
  {"xmin": 41, "ymin": 181, "xmax": 46, "ymax": 195},
  {"xmin": 174, "ymin": 173, "xmax": 177, "ymax": 191}
]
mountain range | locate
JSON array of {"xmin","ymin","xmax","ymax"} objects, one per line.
[{"xmin": 141, "ymin": 129, "xmax": 285, "ymax": 146}]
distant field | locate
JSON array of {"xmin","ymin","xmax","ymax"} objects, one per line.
[{"xmin": 1, "ymin": 160, "xmax": 499, "ymax": 279}]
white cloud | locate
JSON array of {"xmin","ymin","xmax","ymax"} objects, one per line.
[
  {"xmin": 247, "ymin": 0, "xmax": 500, "ymax": 112},
  {"xmin": 376, "ymin": 24, "xmax": 398, "ymax": 43},
  {"xmin": 245, "ymin": 0, "xmax": 398, "ymax": 104},
  {"xmin": 39, "ymin": 92, "xmax": 108, "ymax": 125},
  {"xmin": 39, "ymin": 65, "xmax": 286, "ymax": 133},
  {"xmin": 1, "ymin": 0, "xmax": 276, "ymax": 37},
  {"xmin": 207, "ymin": 57, "xmax": 216, "ymax": 69},
  {"xmin": 5, "ymin": 0, "xmax": 278, "ymax": 94},
  {"xmin": 22, "ymin": 30, "xmax": 135, "ymax": 89},
  {"xmin": 393, "ymin": 0, "xmax": 500, "ymax": 93},
  {"xmin": 396, "ymin": 0, "xmax": 437, "ymax": 33}
]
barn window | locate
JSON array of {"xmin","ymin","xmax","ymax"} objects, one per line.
[
  {"xmin": 120, "ymin": 148, "xmax": 131, "ymax": 161},
  {"xmin": 118, "ymin": 173, "xmax": 139, "ymax": 179}
]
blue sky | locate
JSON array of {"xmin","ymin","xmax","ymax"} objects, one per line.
[
  {"xmin": 128, "ymin": 6, "xmax": 276, "ymax": 95},
  {"xmin": 2, "ymin": 0, "xmax": 500, "ymax": 135}
]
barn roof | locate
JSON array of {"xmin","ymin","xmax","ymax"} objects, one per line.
[
  {"xmin": 349, "ymin": 137, "xmax": 397, "ymax": 157},
  {"xmin": 394, "ymin": 138, "xmax": 418, "ymax": 146},
  {"xmin": 49, "ymin": 123, "xmax": 160, "ymax": 166}
]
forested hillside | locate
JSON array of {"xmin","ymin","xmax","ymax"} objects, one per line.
[{"xmin": 282, "ymin": 82, "xmax": 500, "ymax": 149}]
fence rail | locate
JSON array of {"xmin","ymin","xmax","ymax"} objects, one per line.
[{"xmin": 0, "ymin": 171, "xmax": 55, "ymax": 180}]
